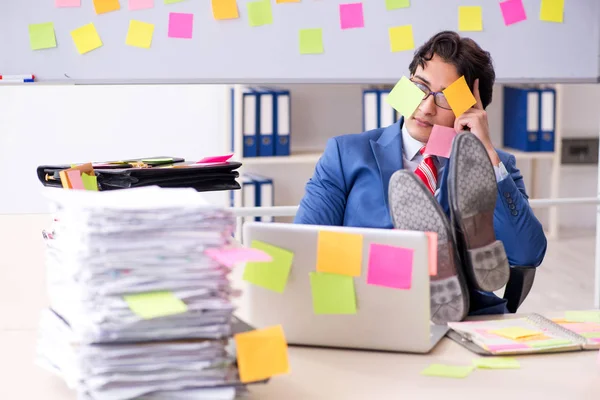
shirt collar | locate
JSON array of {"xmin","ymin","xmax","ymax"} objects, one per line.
[{"xmin": 401, "ymin": 123, "xmax": 426, "ymax": 161}]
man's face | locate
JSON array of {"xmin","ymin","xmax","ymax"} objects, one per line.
[{"xmin": 404, "ymin": 54, "xmax": 460, "ymax": 143}]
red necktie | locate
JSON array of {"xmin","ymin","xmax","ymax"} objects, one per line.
[{"xmin": 414, "ymin": 146, "xmax": 438, "ymax": 195}]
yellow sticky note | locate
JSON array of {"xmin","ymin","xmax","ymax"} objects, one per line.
[
  {"xmin": 442, "ymin": 76, "xmax": 476, "ymax": 118},
  {"xmin": 473, "ymin": 357, "xmax": 520, "ymax": 369},
  {"xmin": 71, "ymin": 23, "xmax": 103, "ymax": 54},
  {"xmin": 124, "ymin": 291, "xmax": 188, "ymax": 319},
  {"xmin": 212, "ymin": 0, "xmax": 239, "ymax": 20},
  {"xmin": 490, "ymin": 326, "xmax": 542, "ymax": 340},
  {"xmin": 276, "ymin": 0, "xmax": 300, "ymax": 2},
  {"xmin": 126, "ymin": 20, "xmax": 155, "ymax": 48},
  {"xmin": 459, "ymin": 6, "xmax": 483, "ymax": 31},
  {"xmin": 388, "ymin": 25, "xmax": 414, "ymax": 52},
  {"xmin": 93, "ymin": 0, "xmax": 121, "ymax": 14},
  {"xmin": 540, "ymin": 0, "xmax": 564, "ymax": 23},
  {"xmin": 386, "ymin": 76, "xmax": 425, "ymax": 117},
  {"xmin": 316, "ymin": 230, "xmax": 363, "ymax": 276},
  {"xmin": 421, "ymin": 364, "xmax": 474, "ymax": 378},
  {"xmin": 234, "ymin": 325, "xmax": 290, "ymax": 383}
]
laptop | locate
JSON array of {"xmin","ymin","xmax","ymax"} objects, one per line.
[{"xmin": 240, "ymin": 222, "xmax": 448, "ymax": 354}]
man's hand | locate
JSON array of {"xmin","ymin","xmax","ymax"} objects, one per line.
[{"xmin": 453, "ymin": 79, "xmax": 501, "ymax": 165}]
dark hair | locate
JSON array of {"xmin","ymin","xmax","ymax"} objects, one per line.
[{"xmin": 409, "ymin": 31, "xmax": 495, "ymax": 109}]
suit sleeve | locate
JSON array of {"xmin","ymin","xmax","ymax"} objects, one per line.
[
  {"xmin": 493, "ymin": 154, "xmax": 547, "ymax": 267},
  {"xmin": 294, "ymin": 137, "xmax": 347, "ymax": 226}
]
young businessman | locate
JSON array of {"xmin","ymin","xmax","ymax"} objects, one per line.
[{"xmin": 294, "ymin": 31, "xmax": 547, "ymax": 323}]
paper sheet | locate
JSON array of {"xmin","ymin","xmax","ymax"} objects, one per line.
[
  {"xmin": 386, "ymin": 76, "xmax": 424, "ymax": 117},
  {"xmin": 234, "ymin": 325, "xmax": 290, "ymax": 383},
  {"xmin": 243, "ymin": 241, "xmax": 294, "ymax": 293},
  {"xmin": 366, "ymin": 243, "xmax": 413, "ymax": 289},
  {"xmin": 299, "ymin": 28, "xmax": 324, "ymax": 54},
  {"xmin": 443, "ymin": 76, "xmax": 477, "ymax": 118},
  {"xmin": 388, "ymin": 25, "xmax": 414, "ymax": 52},
  {"xmin": 339, "ymin": 3, "xmax": 364, "ymax": 29},
  {"xmin": 29, "ymin": 23, "xmax": 57, "ymax": 51},
  {"xmin": 310, "ymin": 272, "xmax": 357, "ymax": 314},
  {"xmin": 316, "ymin": 230, "xmax": 363, "ymax": 276}
]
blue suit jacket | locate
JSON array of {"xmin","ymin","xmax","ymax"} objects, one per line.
[{"xmin": 294, "ymin": 118, "xmax": 547, "ymax": 315}]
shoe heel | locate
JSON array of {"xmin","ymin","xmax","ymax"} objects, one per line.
[{"xmin": 467, "ymin": 240, "xmax": 510, "ymax": 292}]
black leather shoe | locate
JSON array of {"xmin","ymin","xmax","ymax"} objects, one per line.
[
  {"xmin": 388, "ymin": 170, "xmax": 470, "ymax": 324},
  {"xmin": 448, "ymin": 132, "xmax": 510, "ymax": 293}
]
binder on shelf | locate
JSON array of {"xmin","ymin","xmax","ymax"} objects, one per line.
[
  {"xmin": 242, "ymin": 88, "xmax": 259, "ymax": 158},
  {"xmin": 378, "ymin": 90, "xmax": 398, "ymax": 128},
  {"xmin": 539, "ymin": 87, "xmax": 556, "ymax": 152},
  {"xmin": 273, "ymin": 89, "xmax": 291, "ymax": 156},
  {"xmin": 362, "ymin": 88, "xmax": 398, "ymax": 132},
  {"xmin": 244, "ymin": 173, "xmax": 274, "ymax": 223},
  {"xmin": 257, "ymin": 90, "xmax": 275, "ymax": 156},
  {"xmin": 503, "ymin": 86, "xmax": 541, "ymax": 152}
]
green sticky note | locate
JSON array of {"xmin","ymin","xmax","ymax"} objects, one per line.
[
  {"xmin": 309, "ymin": 272, "xmax": 357, "ymax": 315},
  {"xmin": 243, "ymin": 240, "xmax": 294, "ymax": 293},
  {"xmin": 165, "ymin": 0, "xmax": 186, "ymax": 3},
  {"xmin": 473, "ymin": 357, "xmax": 520, "ymax": 369},
  {"xmin": 565, "ymin": 311, "xmax": 600, "ymax": 323},
  {"xmin": 421, "ymin": 364, "xmax": 474, "ymax": 378},
  {"xmin": 386, "ymin": 76, "xmax": 425, "ymax": 117},
  {"xmin": 248, "ymin": 0, "xmax": 273, "ymax": 27},
  {"xmin": 581, "ymin": 332, "xmax": 600, "ymax": 338},
  {"xmin": 81, "ymin": 173, "xmax": 98, "ymax": 191},
  {"xmin": 299, "ymin": 29, "xmax": 324, "ymax": 54},
  {"xmin": 528, "ymin": 338, "xmax": 572, "ymax": 348},
  {"xmin": 124, "ymin": 291, "xmax": 188, "ymax": 319},
  {"xmin": 386, "ymin": 0, "xmax": 410, "ymax": 10},
  {"xmin": 29, "ymin": 22, "xmax": 57, "ymax": 50}
]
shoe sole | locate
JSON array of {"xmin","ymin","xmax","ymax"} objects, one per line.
[
  {"xmin": 449, "ymin": 133, "xmax": 510, "ymax": 293},
  {"xmin": 388, "ymin": 170, "xmax": 469, "ymax": 324}
]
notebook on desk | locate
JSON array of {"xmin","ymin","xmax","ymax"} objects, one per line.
[{"xmin": 447, "ymin": 312, "xmax": 600, "ymax": 356}]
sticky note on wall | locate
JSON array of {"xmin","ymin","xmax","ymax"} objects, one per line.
[
  {"xmin": 386, "ymin": 0, "xmax": 410, "ymax": 10},
  {"xmin": 442, "ymin": 76, "xmax": 476, "ymax": 118},
  {"xmin": 310, "ymin": 272, "xmax": 357, "ymax": 314},
  {"xmin": 388, "ymin": 25, "xmax": 414, "ymax": 52},
  {"xmin": 316, "ymin": 230, "xmax": 363, "ymax": 276},
  {"xmin": 56, "ymin": 0, "xmax": 81, "ymax": 7},
  {"xmin": 212, "ymin": 0, "xmax": 239, "ymax": 20},
  {"xmin": 129, "ymin": 0, "xmax": 154, "ymax": 10},
  {"xmin": 248, "ymin": 0, "xmax": 273, "ymax": 27},
  {"xmin": 339, "ymin": 3, "xmax": 365, "ymax": 29},
  {"xmin": 126, "ymin": 20, "xmax": 155, "ymax": 48},
  {"xmin": 168, "ymin": 13, "xmax": 194, "ymax": 39},
  {"xmin": 93, "ymin": 0, "xmax": 121, "ymax": 14},
  {"xmin": 540, "ymin": 0, "xmax": 564, "ymax": 23},
  {"xmin": 29, "ymin": 23, "xmax": 57, "ymax": 51},
  {"xmin": 500, "ymin": 0, "xmax": 527, "ymax": 26},
  {"xmin": 243, "ymin": 240, "xmax": 294, "ymax": 293},
  {"xmin": 458, "ymin": 6, "xmax": 483, "ymax": 31},
  {"xmin": 366, "ymin": 243, "xmax": 413, "ymax": 290},
  {"xmin": 299, "ymin": 28, "xmax": 324, "ymax": 54},
  {"xmin": 71, "ymin": 23, "xmax": 103, "ymax": 54},
  {"xmin": 234, "ymin": 325, "xmax": 290, "ymax": 383},
  {"xmin": 124, "ymin": 291, "xmax": 188, "ymax": 319}
]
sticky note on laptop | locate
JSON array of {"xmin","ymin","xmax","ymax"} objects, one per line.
[
  {"xmin": 234, "ymin": 325, "xmax": 290, "ymax": 383},
  {"xmin": 243, "ymin": 240, "xmax": 294, "ymax": 293},
  {"xmin": 443, "ymin": 76, "xmax": 477, "ymax": 118},
  {"xmin": 124, "ymin": 291, "xmax": 188, "ymax": 319},
  {"xmin": 310, "ymin": 272, "xmax": 357, "ymax": 314},
  {"xmin": 316, "ymin": 230, "xmax": 363, "ymax": 276},
  {"xmin": 366, "ymin": 243, "xmax": 413, "ymax": 289},
  {"xmin": 425, "ymin": 125, "xmax": 457, "ymax": 158},
  {"xmin": 490, "ymin": 326, "xmax": 542, "ymax": 340},
  {"xmin": 386, "ymin": 76, "xmax": 424, "ymax": 118}
]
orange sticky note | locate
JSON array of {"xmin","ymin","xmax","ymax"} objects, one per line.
[
  {"xmin": 234, "ymin": 325, "xmax": 290, "ymax": 383},
  {"xmin": 425, "ymin": 232, "xmax": 437, "ymax": 276},
  {"xmin": 59, "ymin": 171, "xmax": 72, "ymax": 189},
  {"xmin": 93, "ymin": 0, "xmax": 121, "ymax": 14},
  {"xmin": 212, "ymin": 0, "xmax": 239, "ymax": 20},
  {"xmin": 442, "ymin": 76, "xmax": 476, "ymax": 118},
  {"xmin": 316, "ymin": 230, "xmax": 363, "ymax": 276}
]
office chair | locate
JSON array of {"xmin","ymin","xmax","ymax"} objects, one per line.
[{"xmin": 503, "ymin": 265, "xmax": 536, "ymax": 313}]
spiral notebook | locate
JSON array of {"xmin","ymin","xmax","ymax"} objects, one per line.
[{"xmin": 447, "ymin": 312, "xmax": 600, "ymax": 356}]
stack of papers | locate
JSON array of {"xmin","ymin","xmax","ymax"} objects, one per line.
[{"xmin": 35, "ymin": 187, "xmax": 244, "ymax": 400}]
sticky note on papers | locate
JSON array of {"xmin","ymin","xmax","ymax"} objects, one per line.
[
  {"xmin": 425, "ymin": 125, "xmax": 457, "ymax": 158},
  {"xmin": 56, "ymin": 0, "xmax": 81, "ymax": 7},
  {"xmin": 66, "ymin": 170, "xmax": 85, "ymax": 190},
  {"xmin": 248, "ymin": 0, "xmax": 273, "ymax": 27},
  {"xmin": 310, "ymin": 272, "xmax": 357, "ymax": 315},
  {"xmin": 443, "ymin": 76, "xmax": 476, "ymax": 118},
  {"xmin": 81, "ymin": 173, "xmax": 99, "ymax": 191},
  {"xmin": 386, "ymin": 0, "xmax": 409, "ymax": 11},
  {"xmin": 490, "ymin": 326, "xmax": 542, "ymax": 340},
  {"xmin": 425, "ymin": 232, "xmax": 437, "ymax": 276},
  {"xmin": 129, "ymin": 0, "xmax": 154, "ymax": 10},
  {"xmin": 540, "ymin": 0, "xmax": 564, "ymax": 23},
  {"xmin": 388, "ymin": 25, "xmax": 414, "ymax": 52},
  {"xmin": 339, "ymin": 3, "xmax": 364, "ymax": 29},
  {"xmin": 386, "ymin": 76, "xmax": 424, "ymax": 117},
  {"xmin": 234, "ymin": 325, "xmax": 290, "ymax": 383},
  {"xmin": 197, "ymin": 154, "xmax": 234, "ymax": 164},
  {"xmin": 212, "ymin": 0, "xmax": 239, "ymax": 20},
  {"xmin": 243, "ymin": 241, "xmax": 293, "ymax": 293},
  {"xmin": 316, "ymin": 230, "xmax": 363, "ymax": 276},
  {"xmin": 473, "ymin": 357, "xmax": 520, "ymax": 369},
  {"xmin": 299, "ymin": 29, "xmax": 324, "ymax": 54},
  {"xmin": 421, "ymin": 364, "xmax": 474, "ymax": 379},
  {"xmin": 500, "ymin": 0, "xmax": 527, "ymax": 26},
  {"xmin": 29, "ymin": 23, "xmax": 57, "ymax": 51},
  {"xmin": 124, "ymin": 291, "xmax": 188, "ymax": 319},
  {"xmin": 205, "ymin": 247, "xmax": 273, "ymax": 267},
  {"xmin": 126, "ymin": 20, "xmax": 155, "ymax": 49},
  {"xmin": 564, "ymin": 311, "xmax": 600, "ymax": 323},
  {"xmin": 458, "ymin": 6, "xmax": 483, "ymax": 32},
  {"xmin": 528, "ymin": 338, "xmax": 572, "ymax": 348},
  {"xmin": 366, "ymin": 243, "xmax": 413, "ymax": 289},
  {"xmin": 93, "ymin": 0, "xmax": 120, "ymax": 14},
  {"xmin": 71, "ymin": 23, "xmax": 103, "ymax": 55},
  {"xmin": 168, "ymin": 13, "xmax": 194, "ymax": 39},
  {"xmin": 486, "ymin": 343, "xmax": 530, "ymax": 352}
]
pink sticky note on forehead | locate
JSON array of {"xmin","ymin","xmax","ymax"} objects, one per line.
[
  {"xmin": 55, "ymin": 0, "xmax": 80, "ymax": 6},
  {"xmin": 366, "ymin": 243, "xmax": 413, "ymax": 289},
  {"xmin": 500, "ymin": 0, "xmax": 527, "ymax": 26},
  {"xmin": 197, "ymin": 154, "xmax": 234, "ymax": 164},
  {"xmin": 168, "ymin": 12, "xmax": 194, "ymax": 39},
  {"xmin": 129, "ymin": 0, "xmax": 154, "ymax": 10},
  {"xmin": 339, "ymin": 3, "xmax": 364, "ymax": 29},
  {"xmin": 425, "ymin": 125, "xmax": 457, "ymax": 158}
]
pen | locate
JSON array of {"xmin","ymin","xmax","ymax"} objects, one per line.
[
  {"xmin": 0, "ymin": 79, "xmax": 35, "ymax": 84},
  {"xmin": 0, "ymin": 74, "xmax": 35, "ymax": 80}
]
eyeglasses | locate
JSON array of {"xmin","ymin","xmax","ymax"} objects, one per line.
[{"xmin": 411, "ymin": 80, "xmax": 452, "ymax": 110}]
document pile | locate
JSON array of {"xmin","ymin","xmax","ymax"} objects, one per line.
[{"xmin": 35, "ymin": 187, "xmax": 245, "ymax": 400}]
